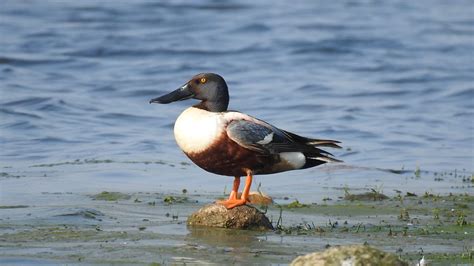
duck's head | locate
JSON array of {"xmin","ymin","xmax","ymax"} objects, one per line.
[{"xmin": 150, "ymin": 73, "xmax": 229, "ymax": 112}]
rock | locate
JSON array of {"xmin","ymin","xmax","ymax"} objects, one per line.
[
  {"xmin": 291, "ymin": 244, "xmax": 407, "ymax": 266},
  {"xmin": 241, "ymin": 191, "xmax": 273, "ymax": 206},
  {"xmin": 187, "ymin": 204, "xmax": 273, "ymax": 230}
]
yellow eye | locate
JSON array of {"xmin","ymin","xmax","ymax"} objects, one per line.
[{"xmin": 200, "ymin": 77, "xmax": 207, "ymax": 84}]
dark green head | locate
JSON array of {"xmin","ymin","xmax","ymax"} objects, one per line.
[{"xmin": 150, "ymin": 73, "xmax": 229, "ymax": 112}]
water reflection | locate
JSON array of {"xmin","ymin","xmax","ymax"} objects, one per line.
[{"xmin": 186, "ymin": 226, "xmax": 263, "ymax": 249}]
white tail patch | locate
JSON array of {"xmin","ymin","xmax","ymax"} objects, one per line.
[{"xmin": 280, "ymin": 152, "xmax": 306, "ymax": 169}]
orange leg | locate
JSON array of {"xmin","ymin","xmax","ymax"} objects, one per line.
[
  {"xmin": 228, "ymin": 176, "xmax": 240, "ymax": 200},
  {"xmin": 217, "ymin": 170, "xmax": 253, "ymax": 209}
]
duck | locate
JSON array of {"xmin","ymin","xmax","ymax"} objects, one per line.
[{"xmin": 150, "ymin": 73, "xmax": 341, "ymax": 209}]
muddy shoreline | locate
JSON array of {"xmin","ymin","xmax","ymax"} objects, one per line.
[{"xmin": 1, "ymin": 185, "xmax": 472, "ymax": 265}]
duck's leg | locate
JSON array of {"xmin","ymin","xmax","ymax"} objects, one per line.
[
  {"xmin": 228, "ymin": 176, "xmax": 240, "ymax": 200},
  {"xmin": 216, "ymin": 176, "xmax": 240, "ymax": 206},
  {"xmin": 217, "ymin": 170, "xmax": 253, "ymax": 209}
]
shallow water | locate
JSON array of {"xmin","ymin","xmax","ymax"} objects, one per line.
[
  {"xmin": 0, "ymin": 0, "xmax": 473, "ymax": 264},
  {"xmin": 0, "ymin": 191, "xmax": 472, "ymax": 264}
]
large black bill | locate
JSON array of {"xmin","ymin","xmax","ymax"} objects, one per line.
[{"xmin": 149, "ymin": 84, "xmax": 194, "ymax": 104}]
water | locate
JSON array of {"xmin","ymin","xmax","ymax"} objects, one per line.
[
  {"xmin": 1, "ymin": 1, "xmax": 473, "ymax": 264},
  {"xmin": 1, "ymin": 1, "xmax": 473, "ymax": 201}
]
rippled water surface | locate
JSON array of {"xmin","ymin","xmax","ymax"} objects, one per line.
[
  {"xmin": 1, "ymin": 0, "xmax": 473, "ymax": 200},
  {"xmin": 1, "ymin": 0, "xmax": 473, "ymax": 264}
]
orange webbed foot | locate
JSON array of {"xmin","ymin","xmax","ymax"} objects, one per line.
[
  {"xmin": 216, "ymin": 198, "xmax": 247, "ymax": 209},
  {"xmin": 216, "ymin": 171, "xmax": 253, "ymax": 210}
]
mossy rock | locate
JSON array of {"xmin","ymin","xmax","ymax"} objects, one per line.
[
  {"xmin": 291, "ymin": 244, "xmax": 407, "ymax": 266},
  {"xmin": 187, "ymin": 204, "xmax": 273, "ymax": 230}
]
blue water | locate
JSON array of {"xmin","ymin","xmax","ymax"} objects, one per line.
[{"xmin": 1, "ymin": 0, "xmax": 473, "ymax": 201}]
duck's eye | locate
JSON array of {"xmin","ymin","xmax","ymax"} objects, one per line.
[{"xmin": 200, "ymin": 77, "xmax": 207, "ymax": 84}]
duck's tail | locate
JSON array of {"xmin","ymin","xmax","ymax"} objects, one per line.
[
  {"xmin": 305, "ymin": 139, "xmax": 342, "ymax": 149},
  {"xmin": 302, "ymin": 151, "xmax": 342, "ymax": 169},
  {"xmin": 280, "ymin": 130, "xmax": 343, "ymax": 167}
]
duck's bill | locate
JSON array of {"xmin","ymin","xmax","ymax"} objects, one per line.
[{"xmin": 149, "ymin": 84, "xmax": 194, "ymax": 104}]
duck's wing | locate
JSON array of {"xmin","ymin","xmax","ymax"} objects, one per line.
[
  {"xmin": 226, "ymin": 119, "xmax": 279, "ymax": 154},
  {"xmin": 226, "ymin": 117, "xmax": 341, "ymax": 161}
]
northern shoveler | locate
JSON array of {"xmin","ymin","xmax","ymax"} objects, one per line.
[{"xmin": 150, "ymin": 73, "xmax": 341, "ymax": 209}]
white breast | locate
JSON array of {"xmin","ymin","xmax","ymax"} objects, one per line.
[{"xmin": 174, "ymin": 107, "xmax": 224, "ymax": 154}]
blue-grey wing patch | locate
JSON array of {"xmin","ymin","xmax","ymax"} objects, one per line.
[
  {"xmin": 226, "ymin": 119, "xmax": 297, "ymax": 154},
  {"xmin": 226, "ymin": 120, "xmax": 276, "ymax": 153}
]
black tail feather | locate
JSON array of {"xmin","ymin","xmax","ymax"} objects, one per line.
[{"xmin": 282, "ymin": 130, "xmax": 342, "ymax": 149}]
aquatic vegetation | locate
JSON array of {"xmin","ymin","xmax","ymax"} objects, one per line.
[
  {"xmin": 394, "ymin": 194, "xmax": 404, "ymax": 204},
  {"xmin": 163, "ymin": 195, "xmax": 189, "ymax": 204},
  {"xmin": 432, "ymin": 208, "xmax": 440, "ymax": 220},
  {"xmin": 414, "ymin": 166, "xmax": 421, "ymax": 178},
  {"xmin": 398, "ymin": 208, "xmax": 410, "ymax": 221},
  {"xmin": 344, "ymin": 191, "xmax": 389, "ymax": 201},
  {"xmin": 163, "ymin": 196, "xmax": 175, "ymax": 203},
  {"xmin": 343, "ymin": 186, "xmax": 388, "ymax": 201},
  {"xmin": 0, "ymin": 205, "xmax": 29, "ymax": 209},
  {"xmin": 285, "ymin": 200, "xmax": 309, "ymax": 209},
  {"xmin": 455, "ymin": 211, "xmax": 468, "ymax": 227},
  {"xmin": 92, "ymin": 191, "xmax": 131, "ymax": 201},
  {"xmin": 58, "ymin": 209, "xmax": 104, "ymax": 220}
]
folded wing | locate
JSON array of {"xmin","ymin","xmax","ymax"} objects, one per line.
[{"xmin": 226, "ymin": 118, "xmax": 341, "ymax": 164}]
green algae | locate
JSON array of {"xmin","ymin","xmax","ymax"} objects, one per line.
[
  {"xmin": 344, "ymin": 191, "xmax": 389, "ymax": 201},
  {"xmin": 414, "ymin": 166, "xmax": 421, "ymax": 178},
  {"xmin": 0, "ymin": 205, "xmax": 29, "ymax": 209},
  {"xmin": 283, "ymin": 200, "xmax": 309, "ymax": 209},
  {"xmin": 342, "ymin": 186, "xmax": 389, "ymax": 201},
  {"xmin": 91, "ymin": 191, "xmax": 131, "ymax": 201},
  {"xmin": 163, "ymin": 195, "xmax": 189, "ymax": 204},
  {"xmin": 0, "ymin": 227, "xmax": 110, "ymax": 242},
  {"xmin": 58, "ymin": 209, "xmax": 104, "ymax": 220}
]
